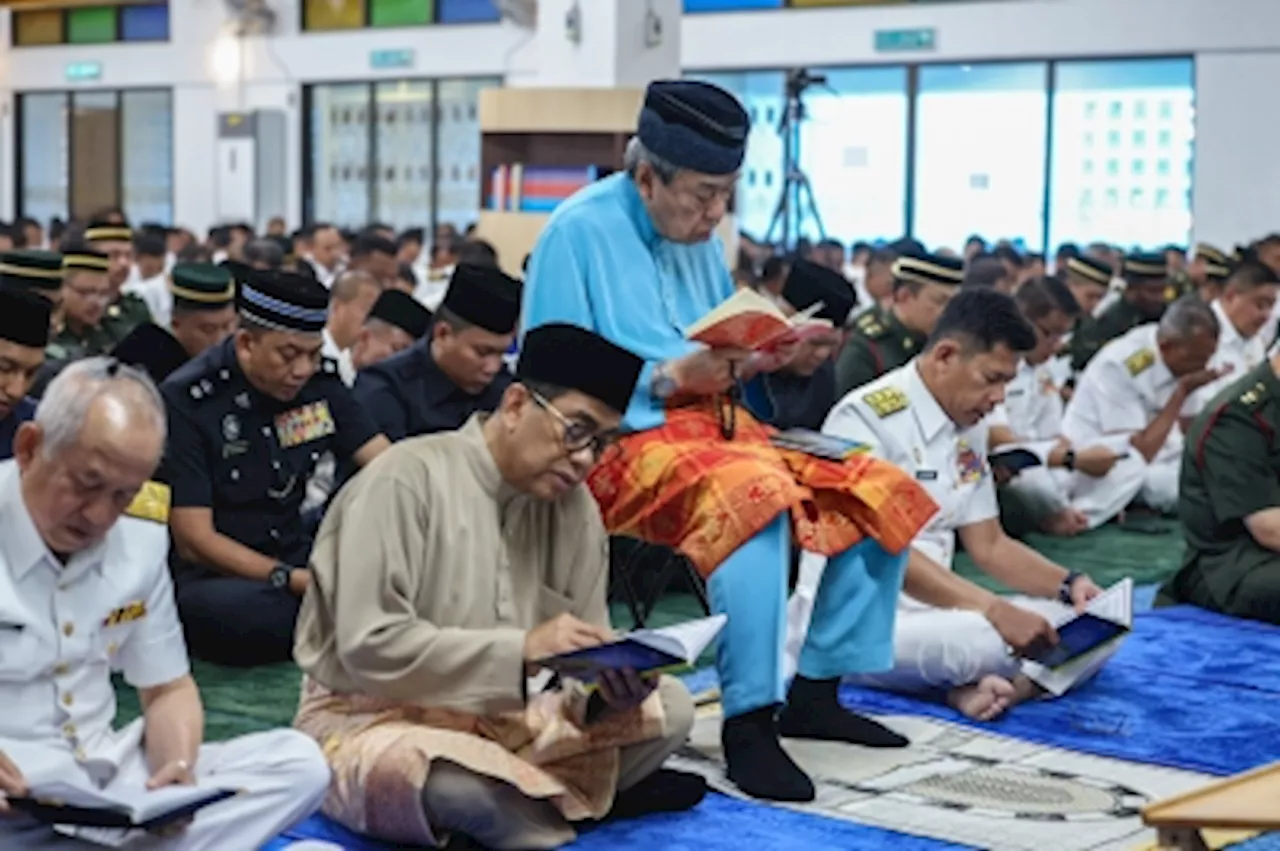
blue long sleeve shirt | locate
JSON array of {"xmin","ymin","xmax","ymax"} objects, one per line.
[{"xmin": 522, "ymin": 173, "xmax": 737, "ymax": 433}]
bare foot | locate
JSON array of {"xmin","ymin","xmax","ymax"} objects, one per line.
[
  {"xmin": 948, "ymin": 675, "xmax": 1018, "ymax": 721},
  {"xmin": 1041, "ymin": 508, "xmax": 1088, "ymax": 537}
]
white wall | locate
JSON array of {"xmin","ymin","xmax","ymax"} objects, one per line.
[{"xmin": 2, "ymin": 0, "xmax": 1280, "ymax": 240}]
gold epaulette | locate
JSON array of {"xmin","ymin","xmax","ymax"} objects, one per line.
[
  {"xmin": 125, "ymin": 481, "xmax": 170, "ymax": 524},
  {"xmin": 1124, "ymin": 349, "xmax": 1155, "ymax": 377},
  {"xmin": 856, "ymin": 311, "xmax": 887, "ymax": 339},
  {"xmin": 863, "ymin": 386, "xmax": 909, "ymax": 418}
]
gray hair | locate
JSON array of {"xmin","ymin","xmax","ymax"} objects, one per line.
[
  {"xmin": 623, "ymin": 137, "xmax": 680, "ymax": 184},
  {"xmin": 35, "ymin": 357, "xmax": 166, "ymax": 458},
  {"xmin": 1156, "ymin": 294, "xmax": 1220, "ymax": 343}
]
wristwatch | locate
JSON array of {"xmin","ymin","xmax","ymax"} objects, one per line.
[
  {"xmin": 267, "ymin": 564, "xmax": 292, "ymax": 591},
  {"xmin": 1058, "ymin": 570, "xmax": 1083, "ymax": 605},
  {"xmin": 651, "ymin": 361, "xmax": 678, "ymax": 401},
  {"xmin": 1062, "ymin": 448, "xmax": 1076, "ymax": 472}
]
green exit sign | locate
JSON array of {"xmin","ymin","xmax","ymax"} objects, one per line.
[
  {"xmin": 874, "ymin": 28, "xmax": 937, "ymax": 53},
  {"xmin": 65, "ymin": 61, "xmax": 102, "ymax": 82},
  {"xmin": 370, "ymin": 49, "xmax": 415, "ymax": 70}
]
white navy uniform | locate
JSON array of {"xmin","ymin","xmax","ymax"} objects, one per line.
[
  {"xmin": 989, "ymin": 358, "xmax": 1145, "ymax": 529},
  {"xmin": 1063, "ymin": 323, "xmax": 1191, "ymax": 515},
  {"xmin": 786, "ymin": 362, "xmax": 1108, "ymax": 695},
  {"xmin": 0, "ymin": 461, "xmax": 330, "ymax": 849},
  {"xmin": 1187, "ymin": 299, "xmax": 1264, "ymax": 412}
]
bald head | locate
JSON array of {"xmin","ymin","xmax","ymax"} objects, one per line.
[{"xmin": 14, "ymin": 358, "xmax": 166, "ymax": 555}]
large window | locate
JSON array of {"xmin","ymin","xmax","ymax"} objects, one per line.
[
  {"xmin": 691, "ymin": 56, "xmax": 1193, "ymax": 254},
  {"xmin": 304, "ymin": 77, "xmax": 500, "ymax": 230},
  {"xmin": 799, "ymin": 66, "xmax": 909, "ymax": 244},
  {"xmin": 913, "ymin": 62, "xmax": 1049, "ymax": 253},
  {"xmin": 17, "ymin": 89, "xmax": 174, "ymax": 224},
  {"xmin": 1047, "ymin": 58, "xmax": 1194, "ymax": 252}
]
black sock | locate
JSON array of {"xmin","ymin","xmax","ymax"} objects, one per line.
[
  {"xmin": 721, "ymin": 705, "xmax": 815, "ymax": 802},
  {"xmin": 605, "ymin": 768, "xmax": 707, "ymax": 822},
  {"xmin": 778, "ymin": 676, "xmax": 909, "ymax": 748}
]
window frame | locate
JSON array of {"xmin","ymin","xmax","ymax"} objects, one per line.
[
  {"xmin": 11, "ymin": 2, "xmax": 170, "ymax": 48},
  {"xmin": 14, "ymin": 86, "xmax": 175, "ymax": 224},
  {"xmin": 300, "ymin": 0, "xmax": 500, "ymax": 32}
]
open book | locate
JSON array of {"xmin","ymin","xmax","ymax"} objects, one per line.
[
  {"xmin": 988, "ymin": 446, "xmax": 1044, "ymax": 476},
  {"xmin": 685, "ymin": 289, "xmax": 831, "ymax": 352},
  {"xmin": 9, "ymin": 778, "xmax": 239, "ymax": 836},
  {"xmin": 537, "ymin": 614, "xmax": 727, "ymax": 686},
  {"xmin": 1022, "ymin": 577, "xmax": 1133, "ymax": 672}
]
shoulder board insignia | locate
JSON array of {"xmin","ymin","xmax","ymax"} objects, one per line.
[
  {"xmin": 1239, "ymin": 381, "xmax": 1268, "ymax": 408},
  {"xmin": 1124, "ymin": 349, "xmax": 1155, "ymax": 377},
  {"xmin": 863, "ymin": 386, "xmax": 909, "ymax": 418},
  {"xmin": 125, "ymin": 481, "xmax": 170, "ymax": 524},
  {"xmin": 856, "ymin": 313, "xmax": 887, "ymax": 338},
  {"xmin": 46, "ymin": 343, "xmax": 67, "ymax": 360},
  {"xmin": 320, "ymin": 357, "xmax": 339, "ymax": 377}
]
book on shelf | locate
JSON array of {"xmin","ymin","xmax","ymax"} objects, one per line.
[{"xmin": 684, "ymin": 288, "xmax": 832, "ymax": 352}]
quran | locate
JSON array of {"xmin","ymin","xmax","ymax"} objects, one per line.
[
  {"xmin": 1022, "ymin": 577, "xmax": 1133, "ymax": 671},
  {"xmin": 685, "ymin": 288, "xmax": 831, "ymax": 352},
  {"xmin": 9, "ymin": 778, "xmax": 239, "ymax": 842},
  {"xmin": 536, "ymin": 615, "xmax": 727, "ymax": 685}
]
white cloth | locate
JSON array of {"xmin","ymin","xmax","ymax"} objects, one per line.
[
  {"xmin": 1092, "ymin": 276, "xmax": 1127, "ymax": 318},
  {"xmin": 305, "ymin": 256, "xmax": 337, "ymax": 291},
  {"xmin": 305, "ymin": 331, "xmax": 354, "ymax": 513},
  {"xmin": 1062, "ymin": 323, "xmax": 1186, "ymax": 513},
  {"xmin": 0, "ymin": 461, "xmax": 330, "ymax": 849},
  {"xmin": 123, "ymin": 273, "xmax": 171, "ymax": 329},
  {"xmin": 1187, "ymin": 299, "xmax": 1265, "ymax": 412}
]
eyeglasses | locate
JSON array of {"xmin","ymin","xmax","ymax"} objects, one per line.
[{"xmin": 530, "ymin": 390, "xmax": 617, "ymax": 457}]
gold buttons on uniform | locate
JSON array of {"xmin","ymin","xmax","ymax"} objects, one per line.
[
  {"xmin": 62, "ymin": 722, "xmax": 76, "ymax": 737},
  {"xmin": 62, "ymin": 622, "xmax": 74, "ymax": 637},
  {"xmin": 62, "ymin": 692, "xmax": 74, "ymax": 707},
  {"xmin": 54, "ymin": 663, "xmax": 70, "ymax": 676}
]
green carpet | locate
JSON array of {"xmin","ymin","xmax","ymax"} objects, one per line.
[
  {"xmin": 955, "ymin": 516, "xmax": 1184, "ymax": 592},
  {"xmin": 114, "ymin": 519, "xmax": 1185, "ymax": 743}
]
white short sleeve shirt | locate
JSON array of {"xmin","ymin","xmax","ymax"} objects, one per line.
[
  {"xmin": 823, "ymin": 360, "xmax": 994, "ymax": 576},
  {"xmin": 0, "ymin": 461, "xmax": 189, "ymax": 770}
]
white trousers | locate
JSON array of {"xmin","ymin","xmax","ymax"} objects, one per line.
[
  {"xmin": 0, "ymin": 728, "xmax": 330, "ymax": 850},
  {"xmin": 1004, "ymin": 450, "xmax": 1178, "ymax": 531},
  {"xmin": 787, "ymin": 560, "xmax": 1116, "ymax": 697}
]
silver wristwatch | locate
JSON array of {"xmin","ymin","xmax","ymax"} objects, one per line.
[{"xmin": 651, "ymin": 361, "xmax": 678, "ymax": 401}]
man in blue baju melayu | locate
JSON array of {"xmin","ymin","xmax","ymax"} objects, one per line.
[{"xmin": 521, "ymin": 79, "xmax": 938, "ymax": 803}]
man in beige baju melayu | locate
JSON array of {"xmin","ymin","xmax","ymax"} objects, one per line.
[{"xmin": 293, "ymin": 323, "xmax": 704, "ymax": 850}]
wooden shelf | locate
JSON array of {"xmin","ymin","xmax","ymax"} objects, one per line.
[
  {"xmin": 474, "ymin": 211, "xmax": 551, "ymax": 279},
  {"xmin": 479, "ymin": 88, "xmax": 644, "ymax": 135}
]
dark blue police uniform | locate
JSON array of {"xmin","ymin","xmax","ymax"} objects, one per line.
[
  {"xmin": 0, "ymin": 397, "xmax": 36, "ymax": 461},
  {"xmin": 353, "ymin": 337, "xmax": 513, "ymax": 442},
  {"xmin": 161, "ymin": 336, "xmax": 379, "ymax": 666}
]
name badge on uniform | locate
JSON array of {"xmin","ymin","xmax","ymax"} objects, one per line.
[
  {"xmin": 274, "ymin": 401, "xmax": 336, "ymax": 448},
  {"xmin": 103, "ymin": 601, "xmax": 147, "ymax": 627},
  {"xmin": 916, "ymin": 470, "xmax": 938, "ymax": 481}
]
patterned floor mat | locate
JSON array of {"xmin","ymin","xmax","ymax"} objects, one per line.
[{"xmin": 674, "ymin": 704, "xmax": 1217, "ymax": 851}]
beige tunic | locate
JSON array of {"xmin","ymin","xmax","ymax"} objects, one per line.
[{"xmin": 292, "ymin": 416, "xmax": 665, "ymax": 844}]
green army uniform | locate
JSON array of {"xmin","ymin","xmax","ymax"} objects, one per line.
[
  {"xmin": 1068, "ymin": 299, "xmax": 1145, "ymax": 373},
  {"xmin": 1165, "ymin": 269, "xmax": 1195, "ymax": 302},
  {"xmin": 1159, "ymin": 362, "xmax": 1280, "ymax": 624},
  {"xmin": 834, "ymin": 304, "xmax": 925, "ymax": 398},
  {"xmin": 102, "ymin": 291, "xmax": 152, "ymax": 340},
  {"xmin": 31, "ymin": 321, "xmax": 122, "ymax": 397}
]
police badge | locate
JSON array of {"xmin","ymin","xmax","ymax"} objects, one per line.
[{"xmin": 222, "ymin": 414, "xmax": 241, "ymax": 442}]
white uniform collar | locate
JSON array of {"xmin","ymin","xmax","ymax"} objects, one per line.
[
  {"xmin": 906, "ymin": 359, "xmax": 953, "ymax": 442},
  {"xmin": 0, "ymin": 461, "xmax": 107, "ymax": 582},
  {"xmin": 1210, "ymin": 298, "xmax": 1246, "ymax": 348}
]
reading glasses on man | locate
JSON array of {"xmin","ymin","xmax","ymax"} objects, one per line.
[{"xmin": 530, "ymin": 390, "xmax": 617, "ymax": 456}]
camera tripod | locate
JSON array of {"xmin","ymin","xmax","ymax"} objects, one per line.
[{"xmin": 764, "ymin": 68, "xmax": 829, "ymax": 250}]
